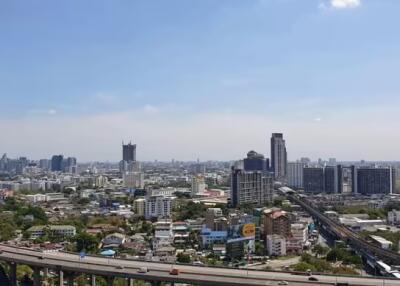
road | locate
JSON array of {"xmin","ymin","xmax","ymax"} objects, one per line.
[{"xmin": 0, "ymin": 244, "xmax": 399, "ymax": 286}]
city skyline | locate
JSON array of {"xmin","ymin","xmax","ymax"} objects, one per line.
[{"xmin": 2, "ymin": 0, "xmax": 400, "ymax": 161}]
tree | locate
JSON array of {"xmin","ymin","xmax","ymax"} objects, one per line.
[
  {"xmin": 74, "ymin": 232, "xmax": 100, "ymax": 253},
  {"xmin": 294, "ymin": 262, "xmax": 316, "ymax": 272},
  {"xmin": 255, "ymin": 241, "xmax": 265, "ymax": 256},
  {"xmin": 177, "ymin": 253, "xmax": 192, "ymax": 264},
  {"xmin": 313, "ymin": 244, "xmax": 329, "ymax": 258}
]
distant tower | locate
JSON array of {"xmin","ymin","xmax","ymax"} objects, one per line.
[
  {"xmin": 122, "ymin": 141, "xmax": 136, "ymax": 162},
  {"xmin": 270, "ymin": 133, "xmax": 287, "ymax": 181}
]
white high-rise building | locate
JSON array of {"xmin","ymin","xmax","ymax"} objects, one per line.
[
  {"xmin": 191, "ymin": 175, "xmax": 206, "ymax": 196},
  {"xmin": 123, "ymin": 171, "xmax": 144, "ymax": 189},
  {"xmin": 287, "ymin": 162, "xmax": 304, "ymax": 189},
  {"xmin": 145, "ymin": 195, "xmax": 176, "ymax": 219}
]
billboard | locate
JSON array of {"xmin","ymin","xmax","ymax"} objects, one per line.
[{"xmin": 227, "ymin": 223, "xmax": 256, "ymax": 243}]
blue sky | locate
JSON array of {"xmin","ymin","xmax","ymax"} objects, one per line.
[{"xmin": 1, "ymin": 0, "xmax": 399, "ymax": 161}]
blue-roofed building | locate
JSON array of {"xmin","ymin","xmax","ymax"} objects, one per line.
[{"xmin": 200, "ymin": 227, "xmax": 228, "ymax": 249}]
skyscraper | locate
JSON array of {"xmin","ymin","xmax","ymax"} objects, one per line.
[
  {"xmin": 287, "ymin": 162, "xmax": 304, "ymax": 189},
  {"xmin": 243, "ymin": 150, "xmax": 268, "ymax": 172},
  {"xmin": 51, "ymin": 155, "xmax": 63, "ymax": 172},
  {"xmin": 270, "ymin": 133, "xmax": 287, "ymax": 181},
  {"xmin": 122, "ymin": 142, "xmax": 136, "ymax": 162}
]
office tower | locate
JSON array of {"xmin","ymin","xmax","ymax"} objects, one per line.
[
  {"xmin": 39, "ymin": 159, "xmax": 50, "ymax": 170},
  {"xmin": 303, "ymin": 167, "xmax": 324, "ymax": 193},
  {"xmin": 51, "ymin": 155, "xmax": 64, "ymax": 172},
  {"xmin": 324, "ymin": 165, "xmax": 343, "ymax": 194},
  {"xmin": 230, "ymin": 166, "xmax": 273, "ymax": 208},
  {"xmin": 191, "ymin": 175, "xmax": 206, "ymax": 196},
  {"xmin": 354, "ymin": 167, "xmax": 395, "ymax": 195},
  {"xmin": 243, "ymin": 150, "xmax": 268, "ymax": 172},
  {"xmin": 64, "ymin": 157, "xmax": 77, "ymax": 173},
  {"xmin": 270, "ymin": 133, "xmax": 287, "ymax": 181},
  {"xmin": 287, "ymin": 162, "xmax": 304, "ymax": 189},
  {"xmin": 122, "ymin": 142, "xmax": 136, "ymax": 162}
]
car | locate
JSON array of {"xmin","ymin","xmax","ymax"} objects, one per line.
[
  {"xmin": 116, "ymin": 265, "xmax": 124, "ymax": 270},
  {"xmin": 137, "ymin": 267, "xmax": 148, "ymax": 273},
  {"xmin": 308, "ymin": 276, "xmax": 318, "ymax": 281},
  {"xmin": 278, "ymin": 281, "xmax": 289, "ymax": 285},
  {"xmin": 169, "ymin": 268, "xmax": 180, "ymax": 275},
  {"xmin": 38, "ymin": 255, "xmax": 44, "ymax": 260}
]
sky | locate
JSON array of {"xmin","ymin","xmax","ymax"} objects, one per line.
[{"xmin": 1, "ymin": 0, "xmax": 400, "ymax": 162}]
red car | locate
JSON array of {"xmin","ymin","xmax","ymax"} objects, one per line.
[{"xmin": 169, "ymin": 268, "xmax": 180, "ymax": 275}]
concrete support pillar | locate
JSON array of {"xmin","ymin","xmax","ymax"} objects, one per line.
[
  {"xmin": 106, "ymin": 276, "xmax": 114, "ymax": 286},
  {"xmin": 128, "ymin": 278, "xmax": 134, "ymax": 286},
  {"xmin": 43, "ymin": 267, "xmax": 49, "ymax": 280},
  {"xmin": 90, "ymin": 274, "xmax": 96, "ymax": 286},
  {"xmin": 58, "ymin": 270, "xmax": 64, "ymax": 286},
  {"xmin": 8, "ymin": 262, "xmax": 17, "ymax": 286},
  {"xmin": 67, "ymin": 273, "xmax": 74, "ymax": 286},
  {"xmin": 151, "ymin": 281, "xmax": 161, "ymax": 286},
  {"xmin": 33, "ymin": 267, "xmax": 41, "ymax": 286}
]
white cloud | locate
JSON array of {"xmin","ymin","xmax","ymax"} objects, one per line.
[
  {"xmin": 332, "ymin": 0, "xmax": 360, "ymax": 9},
  {"xmin": 143, "ymin": 104, "xmax": 159, "ymax": 115},
  {"xmin": 28, "ymin": 109, "xmax": 57, "ymax": 116},
  {"xmin": 320, "ymin": 0, "xmax": 361, "ymax": 10},
  {"xmin": 48, "ymin": 109, "xmax": 57, "ymax": 115}
]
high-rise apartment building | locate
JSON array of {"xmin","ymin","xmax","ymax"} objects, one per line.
[
  {"xmin": 287, "ymin": 162, "xmax": 304, "ymax": 189},
  {"xmin": 324, "ymin": 165, "xmax": 342, "ymax": 194},
  {"xmin": 355, "ymin": 167, "xmax": 395, "ymax": 195},
  {"xmin": 191, "ymin": 175, "xmax": 206, "ymax": 196},
  {"xmin": 303, "ymin": 167, "xmax": 324, "ymax": 193},
  {"xmin": 270, "ymin": 133, "xmax": 287, "ymax": 181},
  {"xmin": 230, "ymin": 168, "xmax": 273, "ymax": 208}
]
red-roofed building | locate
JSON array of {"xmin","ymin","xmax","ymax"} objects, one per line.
[{"xmin": 262, "ymin": 208, "xmax": 290, "ymax": 239}]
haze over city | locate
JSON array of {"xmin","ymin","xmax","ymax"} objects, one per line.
[{"xmin": 1, "ymin": 0, "xmax": 400, "ymax": 161}]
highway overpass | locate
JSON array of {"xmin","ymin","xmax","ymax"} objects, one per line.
[{"xmin": 0, "ymin": 244, "xmax": 398, "ymax": 286}]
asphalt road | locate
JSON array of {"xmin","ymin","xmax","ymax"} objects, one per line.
[{"xmin": 0, "ymin": 245, "xmax": 399, "ymax": 286}]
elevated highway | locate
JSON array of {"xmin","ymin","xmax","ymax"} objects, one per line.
[
  {"xmin": 288, "ymin": 194, "xmax": 400, "ymax": 265},
  {"xmin": 0, "ymin": 244, "xmax": 398, "ymax": 286}
]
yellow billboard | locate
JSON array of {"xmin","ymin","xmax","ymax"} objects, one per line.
[{"xmin": 242, "ymin": 223, "xmax": 256, "ymax": 237}]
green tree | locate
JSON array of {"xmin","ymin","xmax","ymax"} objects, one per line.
[
  {"xmin": 74, "ymin": 232, "xmax": 100, "ymax": 253},
  {"xmin": 177, "ymin": 253, "xmax": 192, "ymax": 264},
  {"xmin": 294, "ymin": 262, "xmax": 316, "ymax": 272},
  {"xmin": 313, "ymin": 244, "xmax": 329, "ymax": 258}
]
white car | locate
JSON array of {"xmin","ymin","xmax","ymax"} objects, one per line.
[
  {"xmin": 137, "ymin": 267, "xmax": 148, "ymax": 273},
  {"xmin": 278, "ymin": 281, "xmax": 289, "ymax": 285}
]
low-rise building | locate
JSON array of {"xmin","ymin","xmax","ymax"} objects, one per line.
[
  {"xmin": 388, "ymin": 210, "xmax": 400, "ymax": 226},
  {"xmin": 27, "ymin": 225, "xmax": 76, "ymax": 239},
  {"xmin": 266, "ymin": 234, "xmax": 286, "ymax": 256}
]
